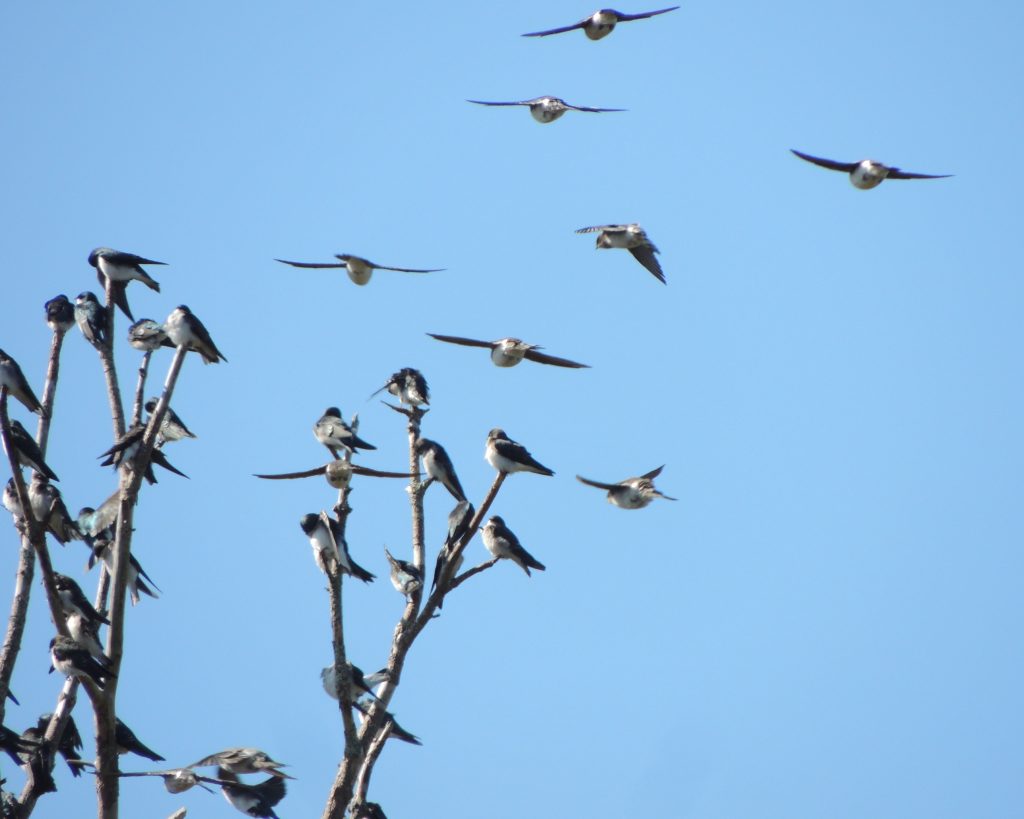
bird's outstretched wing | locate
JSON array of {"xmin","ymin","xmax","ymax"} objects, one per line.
[
  {"xmin": 427, "ymin": 333, "xmax": 494, "ymax": 350},
  {"xmin": 275, "ymin": 258, "xmax": 348, "ymax": 268},
  {"xmin": 629, "ymin": 245, "xmax": 666, "ymax": 283},
  {"xmin": 886, "ymin": 168, "xmax": 953, "ymax": 180},
  {"xmin": 789, "ymin": 149, "xmax": 857, "ymax": 173},
  {"xmin": 520, "ymin": 18, "xmax": 588, "ymax": 37},
  {"xmin": 523, "ymin": 349, "xmax": 590, "ymax": 369},
  {"xmin": 619, "ymin": 6, "xmax": 681, "ymax": 22},
  {"xmin": 576, "ymin": 475, "xmax": 619, "ymax": 491}
]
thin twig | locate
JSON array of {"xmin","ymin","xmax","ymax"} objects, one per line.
[{"xmin": 131, "ymin": 350, "xmax": 152, "ymax": 428}]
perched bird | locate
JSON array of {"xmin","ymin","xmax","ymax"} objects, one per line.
[
  {"xmin": 3, "ymin": 478, "xmax": 24, "ymax": 523},
  {"xmin": 88, "ymin": 247, "xmax": 165, "ymax": 320},
  {"xmin": 431, "ymin": 500, "xmax": 474, "ymax": 603},
  {"xmin": 0, "ymin": 349, "xmax": 45, "ymax": 416},
  {"xmin": 76, "ymin": 492, "xmax": 119, "ymax": 542},
  {"xmin": 87, "ymin": 538, "xmax": 160, "ymax": 605},
  {"xmin": 275, "ymin": 254, "xmax": 444, "ymax": 286},
  {"xmin": 790, "ymin": 149, "xmax": 952, "ymax": 189},
  {"xmin": 65, "ymin": 611, "xmax": 109, "ymax": 664},
  {"xmin": 144, "ymin": 398, "xmax": 197, "ymax": 446},
  {"xmin": 49, "ymin": 635, "xmax": 115, "ymax": 688},
  {"xmin": 314, "ymin": 407, "xmax": 375, "ymax": 458},
  {"xmin": 354, "ymin": 803, "xmax": 390, "ymax": 819},
  {"xmin": 28, "ymin": 713, "xmax": 83, "ymax": 777},
  {"xmin": 190, "ymin": 748, "xmax": 292, "ymax": 779},
  {"xmin": 16, "ymin": 724, "xmax": 56, "ymax": 794},
  {"xmin": 299, "ymin": 512, "xmax": 375, "ymax": 582},
  {"xmin": 320, "ymin": 664, "xmax": 389, "ymax": 702},
  {"xmin": 372, "ymin": 368, "xmax": 429, "ymax": 407},
  {"xmin": 384, "ymin": 547, "xmax": 422, "ymax": 598},
  {"xmin": 98, "ymin": 424, "xmax": 188, "ymax": 484},
  {"xmin": 216, "ymin": 767, "xmax": 286, "ymax": 819},
  {"xmin": 485, "ymin": 428, "xmax": 554, "ymax": 476},
  {"xmin": 44, "ymin": 294, "xmax": 75, "ymax": 334},
  {"xmin": 352, "ymin": 700, "xmax": 422, "ymax": 746},
  {"xmin": 53, "ymin": 573, "xmax": 109, "ymax": 626},
  {"xmin": 413, "ymin": 438, "xmax": 466, "ymax": 501},
  {"xmin": 481, "ymin": 516, "xmax": 546, "ymax": 576},
  {"xmin": 74, "ymin": 292, "xmax": 108, "ymax": 347},
  {"xmin": 467, "ymin": 96, "xmax": 625, "ymax": 124},
  {"xmin": 575, "ymin": 223, "xmax": 665, "ymax": 283},
  {"xmin": 522, "ymin": 6, "xmax": 679, "ymax": 39},
  {"xmin": 576, "ymin": 464, "xmax": 677, "ymax": 508},
  {"xmin": 427, "ymin": 333, "xmax": 590, "ymax": 369},
  {"xmin": 27, "ymin": 475, "xmax": 80, "ymax": 544},
  {"xmin": 254, "ymin": 460, "xmax": 414, "ymax": 487},
  {"xmin": 115, "ymin": 718, "xmax": 164, "ymax": 762},
  {"xmin": 165, "ymin": 305, "xmax": 227, "ymax": 364},
  {"xmin": 127, "ymin": 319, "xmax": 174, "ymax": 352},
  {"xmin": 3, "ymin": 420, "xmax": 59, "ymax": 480}
]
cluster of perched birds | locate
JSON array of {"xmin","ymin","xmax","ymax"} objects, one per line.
[{"xmin": 0, "ymin": 5, "xmax": 954, "ymax": 818}]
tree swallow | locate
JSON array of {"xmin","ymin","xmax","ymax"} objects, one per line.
[
  {"xmin": 190, "ymin": 748, "xmax": 292, "ymax": 779},
  {"xmin": 1, "ymin": 724, "xmax": 37, "ymax": 769},
  {"xmin": 27, "ymin": 475, "xmax": 81, "ymax": 544},
  {"xmin": 275, "ymin": 254, "xmax": 444, "ymax": 286},
  {"xmin": 53, "ymin": 572, "xmax": 109, "ymax": 626},
  {"xmin": 3, "ymin": 419, "xmax": 59, "ymax": 480},
  {"xmin": 216, "ymin": 766, "xmax": 286, "ymax": 818},
  {"xmin": 299, "ymin": 512, "xmax": 375, "ymax": 582},
  {"xmin": 314, "ymin": 407, "xmax": 376, "ymax": 459},
  {"xmin": 254, "ymin": 460, "xmax": 415, "ymax": 487},
  {"xmin": 49, "ymin": 635, "xmax": 115, "ymax": 688},
  {"xmin": 352, "ymin": 700, "xmax": 422, "ymax": 746},
  {"xmin": 426, "ymin": 334, "xmax": 590, "ymax": 369},
  {"xmin": 74, "ymin": 291, "xmax": 108, "ymax": 347},
  {"xmin": 413, "ymin": 438, "xmax": 466, "ymax": 501},
  {"xmin": 576, "ymin": 464, "xmax": 677, "ymax": 508},
  {"xmin": 467, "ymin": 96, "xmax": 625, "ymax": 123},
  {"xmin": 165, "ymin": 305, "xmax": 227, "ymax": 364},
  {"xmin": 384, "ymin": 547, "xmax": 422, "ymax": 598},
  {"xmin": 485, "ymin": 428, "xmax": 554, "ymax": 476},
  {"xmin": 66, "ymin": 611, "xmax": 109, "ymax": 664},
  {"xmin": 44, "ymin": 294, "xmax": 75, "ymax": 334},
  {"xmin": 19, "ymin": 714, "xmax": 83, "ymax": 778},
  {"xmin": 790, "ymin": 149, "xmax": 952, "ymax": 189},
  {"xmin": 88, "ymin": 537, "xmax": 160, "ymax": 605},
  {"xmin": 521, "ymin": 6, "xmax": 680, "ymax": 39},
  {"xmin": 320, "ymin": 663, "xmax": 389, "ymax": 702},
  {"xmin": 88, "ymin": 247, "xmax": 166, "ymax": 320},
  {"xmin": 432, "ymin": 499, "xmax": 474, "ymax": 606},
  {"xmin": 0, "ymin": 349, "xmax": 45, "ymax": 416},
  {"xmin": 98, "ymin": 424, "xmax": 189, "ymax": 484},
  {"xmin": 117, "ymin": 767, "xmax": 211, "ymax": 794},
  {"xmin": 2, "ymin": 478, "xmax": 24, "ymax": 524},
  {"xmin": 575, "ymin": 223, "xmax": 665, "ymax": 283},
  {"xmin": 144, "ymin": 398, "xmax": 197, "ymax": 446},
  {"xmin": 481, "ymin": 516, "xmax": 546, "ymax": 576},
  {"xmin": 76, "ymin": 491, "xmax": 119, "ymax": 542},
  {"xmin": 354, "ymin": 803, "xmax": 389, "ymax": 819},
  {"xmin": 127, "ymin": 319, "xmax": 174, "ymax": 352},
  {"xmin": 115, "ymin": 718, "xmax": 165, "ymax": 762},
  {"xmin": 372, "ymin": 368, "xmax": 429, "ymax": 407}
]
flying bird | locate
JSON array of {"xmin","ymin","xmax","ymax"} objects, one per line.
[
  {"xmin": 372, "ymin": 368, "xmax": 429, "ymax": 407},
  {"xmin": 413, "ymin": 438, "xmax": 466, "ymax": 501},
  {"xmin": 481, "ymin": 516, "xmax": 546, "ymax": 576},
  {"xmin": 254, "ymin": 460, "xmax": 414, "ymax": 486},
  {"xmin": 522, "ymin": 6, "xmax": 679, "ymax": 39},
  {"xmin": 165, "ymin": 305, "xmax": 227, "ymax": 364},
  {"xmin": 49, "ymin": 635, "xmax": 115, "ymax": 688},
  {"xmin": 4, "ymin": 419, "xmax": 59, "ymax": 480},
  {"xmin": 576, "ymin": 464, "xmax": 677, "ymax": 508},
  {"xmin": 0, "ymin": 349, "xmax": 46, "ymax": 415},
  {"xmin": 427, "ymin": 334, "xmax": 590, "ymax": 369},
  {"xmin": 74, "ymin": 291, "xmax": 108, "ymax": 347},
  {"xmin": 384, "ymin": 547, "xmax": 422, "ymax": 598},
  {"xmin": 298, "ymin": 512, "xmax": 376, "ymax": 582},
  {"xmin": 485, "ymin": 428, "xmax": 554, "ymax": 476},
  {"xmin": 789, "ymin": 149, "xmax": 952, "ymax": 189},
  {"xmin": 575, "ymin": 223, "xmax": 665, "ymax": 283},
  {"xmin": 467, "ymin": 96, "xmax": 625, "ymax": 124},
  {"xmin": 44, "ymin": 294, "xmax": 75, "ymax": 334},
  {"xmin": 116, "ymin": 767, "xmax": 212, "ymax": 794},
  {"xmin": 88, "ymin": 247, "xmax": 165, "ymax": 320},
  {"xmin": 216, "ymin": 767, "xmax": 287, "ymax": 819},
  {"xmin": 275, "ymin": 254, "xmax": 444, "ymax": 286},
  {"xmin": 190, "ymin": 748, "xmax": 292, "ymax": 779},
  {"xmin": 144, "ymin": 398, "xmax": 197, "ymax": 446},
  {"xmin": 127, "ymin": 319, "xmax": 174, "ymax": 352},
  {"xmin": 314, "ymin": 407, "xmax": 375, "ymax": 458}
]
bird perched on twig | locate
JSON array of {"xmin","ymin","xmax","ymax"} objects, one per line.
[
  {"xmin": 0, "ymin": 349, "xmax": 45, "ymax": 416},
  {"xmin": 165, "ymin": 305, "xmax": 227, "ymax": 364},
  {"xmin": 481, "ymin": 516, "xmax": 546, "ymax": 576},
  {"xmin": 485, "ymin": 429, "xmax": 554, "ymax": 476},
  {"xmin": 413, "ymin": 438, "xmax": 466, "ymax": 501},
  {"xmin": 299, "ymin": 512, "xmax": 375, "ymax": 582},
  {"xmin": 88, "ymin": 247, "xmax": 166, "ymax": 320},
  {"xmin": 372, "ymin": 368, "xmax": 429, "ymax": 408}
]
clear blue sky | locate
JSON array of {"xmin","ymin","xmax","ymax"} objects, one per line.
[{"xmin": 2, "ymin": 2, "xmax": 1023, "ymax": 817}]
